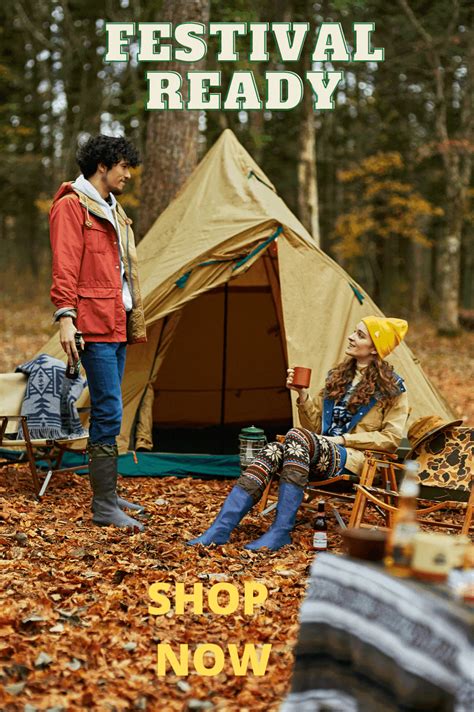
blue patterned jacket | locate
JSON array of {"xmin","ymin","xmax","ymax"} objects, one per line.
[{"xmin": 296, "ymin": 373, "xmax": 408, "ymax": 475}]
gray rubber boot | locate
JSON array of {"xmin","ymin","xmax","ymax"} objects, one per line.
[
  {"xmin": 88, "ymin": 446, "xmax": 144, "ymax": 531},
  {"xmin": 116, "ymin": 495, "xmax": 145, "ymax": 513},
  {"xmin": 96, "ymin": 443, "xmax": 145, "ymax": 513}
]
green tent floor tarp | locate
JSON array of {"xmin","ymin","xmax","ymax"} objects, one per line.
[{"xmin": 0, "ymin": 449, "xmax": 241, "ymax": 479}]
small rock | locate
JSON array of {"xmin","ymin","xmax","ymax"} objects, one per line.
[
  {"xmin": 123, "ymin": 642, "xmax": 137, "ymax": 652},
  {"xmin": 133, "ymin": 697, "xmax": 147, "ymax": 710},
  {"xmin": 14, "ymin": 532, "xmax": 28, "ymax": 545},
  {"xmin": 24, "ymin": 705, "xmax": 38, "ymax": 712},
  {"xmin": 34, "ymin": 652, "xmax": 53, "ymax": 668},
  {"xmin": 176, "ymin": 680, "xmax": 191, "ymax": 693},
  {"xmin": 5, "ymin": 682, "xmax": 26, "ymax": 695},
  {"xmin": 66, "ymin": 658, "xmax": 81, "ymax": 671},
  {"xmin": 187, "ymin": 700, "xmax": 214, "ymax": 710},
  {"xmin": 154, "ymin": 498, "xmax": 169, "ymax": 506}
]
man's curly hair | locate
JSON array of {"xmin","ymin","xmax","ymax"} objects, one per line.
[
  {"xmin": 76, "ymin": 135, "xmax": 140, "ymax": 178},
  {"xmin": 321, "ymin": 357, "xmax": 401, "ymax": 411}
]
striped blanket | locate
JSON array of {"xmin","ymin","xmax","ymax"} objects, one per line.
[
  {"xmin": 281, "ymin": 553, "xmax": 474, "ymax": 712},
  {"xmin": 15, "ymin": 354, "xmax": 88, "ymax": 440}
]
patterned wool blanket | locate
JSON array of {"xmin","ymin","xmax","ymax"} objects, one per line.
[{"xmin": 15, "ymin": 354, "xmax": 88, "ymax": 440}]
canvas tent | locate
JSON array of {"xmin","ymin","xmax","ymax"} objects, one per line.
[{"xmin": 38, "ymin": 129, "xmax": 453, "ymax": 454}]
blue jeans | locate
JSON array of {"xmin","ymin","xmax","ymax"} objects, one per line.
[
  {"xmin": 337, "ymin": 444, "xmax": 348, "ymax": 471},
  {"xmin": 81, "ymin": 342, "xmax": 127, "ymax": 445}
]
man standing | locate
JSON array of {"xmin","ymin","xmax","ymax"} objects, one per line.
[{"xmin": 49, "ymin": 135, "xmax": 147, "ymax": 531}]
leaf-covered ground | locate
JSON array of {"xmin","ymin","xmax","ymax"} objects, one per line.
[
  {"xmin": 1, "ymin": 466, "xmax": 351, "ymax": 711},
  {"xmin": 0, "ymin": 298, "xmax": 472, "ymax": 710}
]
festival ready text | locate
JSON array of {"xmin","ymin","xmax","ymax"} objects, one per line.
[{"xmin": 105, "ymin": 21, "xmax": 384, "ymax": 111}]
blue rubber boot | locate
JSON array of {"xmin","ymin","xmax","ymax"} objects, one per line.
[
  {"xmin": 245, "ymin": 481, "xmax": 304, "ymax": 551},
  {"xmin": 187, "ymin": 486, "xmax": 254, "ymax": 546}
]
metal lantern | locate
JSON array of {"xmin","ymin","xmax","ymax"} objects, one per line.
[{"xmin": 238, "ymin": 425, "xmax": 267, "ymax": 473}]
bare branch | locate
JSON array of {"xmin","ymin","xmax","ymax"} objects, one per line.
[
  {"xmin": 397, "ymin": 0, "xmax": 434, "ymax": 48},
  {"xmin": 15, "ymin": 1, "xmax": 55, "ymax": 50},
  {"xmin": 445, "ymin": 0, "xmax": 460, "ymax": 43}
]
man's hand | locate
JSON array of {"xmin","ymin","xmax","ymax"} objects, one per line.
[
  {"xmin": 59, "ymin": 316, "xmax": 82, "ymax": 365},
  {"xmin": 286, "ymin": 367, "xmax": 309, "ymax": 403}
]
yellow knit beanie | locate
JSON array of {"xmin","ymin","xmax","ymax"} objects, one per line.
[{"xmin": 362, "ymin": 316, "xmax": 408, "ymax": 359}]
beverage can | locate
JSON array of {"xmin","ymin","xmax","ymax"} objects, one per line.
[{"xmin": 66, "ymin": 331, "xmax": 83, "ymax": 379}]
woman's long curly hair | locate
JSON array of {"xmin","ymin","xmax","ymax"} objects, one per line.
[{"xmin": 321, "ymin": 357, "xmax": 400, "ymax": 412}]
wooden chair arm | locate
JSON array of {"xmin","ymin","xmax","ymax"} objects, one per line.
[{"xmin": 363, "ymin": 449, "xmax": 399, "ymax": 461}]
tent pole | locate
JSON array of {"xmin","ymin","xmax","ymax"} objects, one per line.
[
  {"xmin": 220, "ymin": 283, "xmax": 229, "ymax": 427},
  {"xmin": 263, "ymin": 251, "xmax": 288, "ymax": 364}
]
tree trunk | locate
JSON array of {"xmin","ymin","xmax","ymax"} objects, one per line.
[
  {"xmin": 437, "ymin": 188, "xmax": 464, "ymax": 334},
  {"xmin": 461, "ymin": 226, "xmax": 474, "ymax": 309},
  {"xmin": 410, "ymin": 240, "xmax": 424, "ymax": 316},
  {"xmin": 397, "ymin": 0, "xmax": 473, "ymax": 334},
  {"xmin": 137, "ymin": 0, "xmax": 210, "ymax": 241},
  {"xmin": 297, "ymin": 87, "xmax": 321, "ymax": 245}
]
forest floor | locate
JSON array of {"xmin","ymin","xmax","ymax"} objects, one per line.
[{"xmin": 0, "ymin": 297, "xmax": 472, "ymax": 710}]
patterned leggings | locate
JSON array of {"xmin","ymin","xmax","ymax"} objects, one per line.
[{"xmin": 237, "ymin": 427, "xmax": 346, "ymax": 502}]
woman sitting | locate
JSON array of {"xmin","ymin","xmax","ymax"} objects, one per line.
[{"xmin": 187, "ymin": 316, "xmax": 409, "ymax": 551}]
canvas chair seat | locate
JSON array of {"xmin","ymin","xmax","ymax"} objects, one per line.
[
  {"xmin": 0, "ymin": 372, "xmax": 89, "ymax": 498},
  {"xmin": 3, "ymin": 437, "xmax": 88, "ymax": 449}
]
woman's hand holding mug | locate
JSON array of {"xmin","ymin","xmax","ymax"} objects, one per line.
[{"xmin": 286, "ymin": 367, "xmax": 309, "ymax": 404}]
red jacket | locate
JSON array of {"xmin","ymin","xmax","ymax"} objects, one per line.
[{"xmin": 49, "ymin": 183, "xmax": 146, "ymax": 344}]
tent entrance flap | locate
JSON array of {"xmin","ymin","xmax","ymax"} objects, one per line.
[{"xmin": 151, "ymin": 272, "xmax": 292, "ymax": 453}]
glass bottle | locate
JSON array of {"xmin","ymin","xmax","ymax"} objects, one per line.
[
  {"xmin": 385, "ymin": 460, "xmax": 420, "ymax": 576},
  {"xmin": 312, "ymin": 501, "xmax": 328, "ymax": 551}
]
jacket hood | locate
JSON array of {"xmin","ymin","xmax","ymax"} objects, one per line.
[
  {"xmin": 51, "ymin": 181, "xmax": 76, "ymax": 205},
  {"xmin": 71, "ymin": 174, "xmax": 118, "ymax": 214},
  {"xmin": 51, "ymin": 178, "xmax": 128, "ymax": 229}
]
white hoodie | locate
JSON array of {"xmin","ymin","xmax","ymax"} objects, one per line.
[{"xmin": 71, "ymin": 174, "xmax": 133, "ymax": 311}]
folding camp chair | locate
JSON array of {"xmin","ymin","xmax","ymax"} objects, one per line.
[
  {"xmin": 348, "ymin": 451, "xmax": 474, "ymax": 536},
  {"xmin": 0, "ymin": 372, "xmax": 89, "ymax": 498}
]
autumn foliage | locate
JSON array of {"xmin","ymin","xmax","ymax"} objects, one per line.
[{"xmin": 333, "ymin": 151, "xmax": 443, "ymax": 262}]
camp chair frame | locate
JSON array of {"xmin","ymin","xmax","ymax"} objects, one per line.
[
  {"xmin": 0, "ymin": 413, "xmax": 89, "ymax": 499},
  {"xmin": 348, "ymin": 454, "xmax": 474, "ymax": 536}
]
